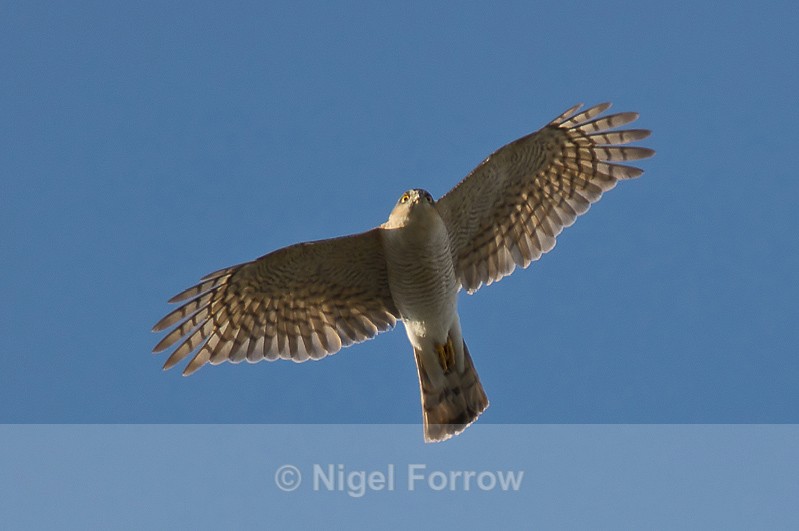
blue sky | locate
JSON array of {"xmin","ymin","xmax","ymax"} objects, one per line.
[{"xmin": 2, "ymin": 1, "xmax": 798, "ymax": 526}]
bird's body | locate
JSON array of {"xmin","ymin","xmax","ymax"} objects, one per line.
[
  {"xmin": 153, "ymin": 102, "xmax": 654, "ymax": 442},
  {"xmin": 381, "ymin": 189, "xmax": 486, "ymax": 440},
  {"xmin": 382, "ymin": 190, "xmax": 458, "ymax": 334}
]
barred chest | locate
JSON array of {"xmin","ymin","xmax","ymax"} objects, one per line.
[{"xmin": 380, "ymin": 209, "xmax": 458, "ymax": 322}]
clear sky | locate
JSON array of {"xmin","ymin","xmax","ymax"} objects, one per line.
[{"xmin": 2, "ymin": 1, "xmax": 798, "ymax": 528}]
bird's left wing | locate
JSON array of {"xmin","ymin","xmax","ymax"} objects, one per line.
[
  {"xmin": 435, "ymin": 102, "xmax": 654, "ymax": 293},
  {"xmin": 152, "ymin": 229, "xmax": 398, "ymax": 375}
]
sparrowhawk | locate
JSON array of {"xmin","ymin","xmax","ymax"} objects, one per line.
[{"xmin": 153, "ymin": 102, "xmax": 654, "ymax": 442}]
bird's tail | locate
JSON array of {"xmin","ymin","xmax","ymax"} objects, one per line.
[{"xmin": 413, "ymin": 334, "xmax": 489, "ymax": 443}]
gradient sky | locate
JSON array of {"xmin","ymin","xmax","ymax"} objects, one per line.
[{"xmin": 2, "ymin": 1, "xmax": 798, "ymax": 527}]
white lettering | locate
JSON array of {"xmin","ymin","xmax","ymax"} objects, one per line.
[
  {"xmin": 309, "ymin": 464, "xmax": 523, "ymax": 495},
  {"xmin": 427, "ymin": 471, "xmax": 448, "ymax": 491},
  {"xmin": 407, "ymin": 464, "xmax": 426, "ymax": 491},
  {"xmin": 462, "ymin": 470, "xmax": 476, "ymax": 491},
  {"xmin": 313, "ymin": 464, "xmax": 335, "ymax": 491},
  {"xmin": 477, "ymin": 471, "xmax": 496, "ymax": 491}
]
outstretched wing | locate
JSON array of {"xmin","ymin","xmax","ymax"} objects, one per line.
[
  {"xmin": 435, "ymin": 102, "xmax": 654, "ymax": 293},
  {"xmin": 152, "ymin": 229, "xmax": 398, "ymax": 375}
]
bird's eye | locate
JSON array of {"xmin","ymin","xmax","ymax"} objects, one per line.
[
  {"xmin": 400, "ymin": 193, "xmax": 410, "ymax": 204},
  {"xmin": 425, "ymin": 193, "xmax": 433, "ymax": 203}
]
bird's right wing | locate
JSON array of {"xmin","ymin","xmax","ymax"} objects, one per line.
[
  {"xmin": 152, "ymin": 229, "xmax": 399, "ymax": 375},
  {"xmin": 435, "ymin": 102, "xmax": 654, "ymax": 293}
]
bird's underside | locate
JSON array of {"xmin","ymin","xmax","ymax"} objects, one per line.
[{"xmin": 152, "ymin": 102, "xmax": 654, "ymax": 442}]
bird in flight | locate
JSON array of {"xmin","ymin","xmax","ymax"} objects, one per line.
[{"xmin": 153, "ymin": 102, "xmax": 654, "ymax": 442}]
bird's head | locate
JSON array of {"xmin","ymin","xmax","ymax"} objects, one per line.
[{"xmin": 386, "ymin": 188, "xmax": 436, "ymax": 228}]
